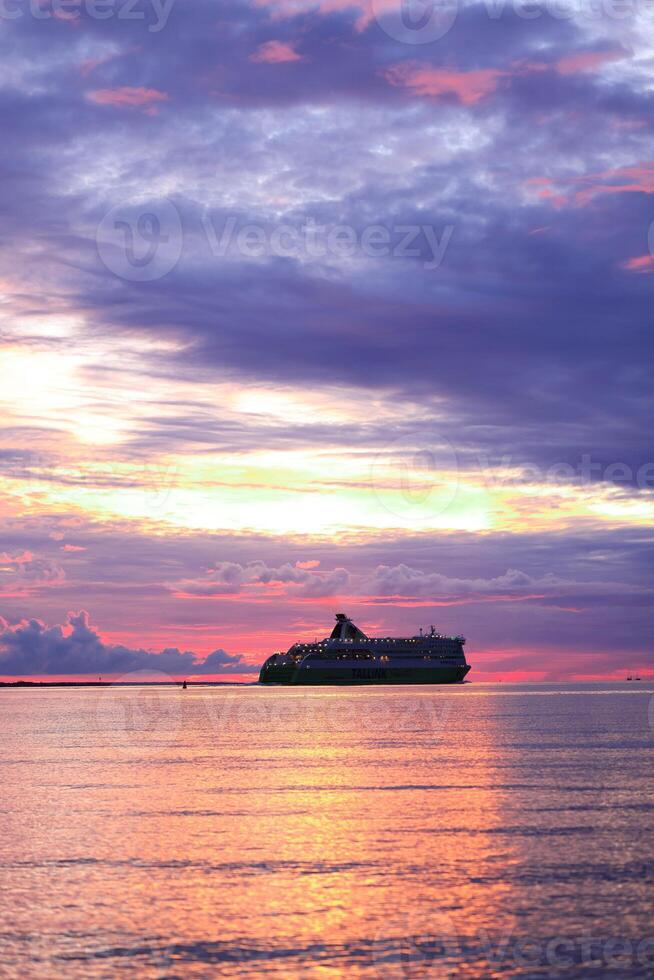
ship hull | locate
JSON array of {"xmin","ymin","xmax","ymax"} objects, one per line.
[{"xmin": 259, "ymin": 662, "xmax": 470, "ymax": 685}]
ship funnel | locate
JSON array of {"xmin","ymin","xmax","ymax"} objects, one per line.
[{"xmin": 330, "ymin": 613, "xmax": 368, "ymax": 642}]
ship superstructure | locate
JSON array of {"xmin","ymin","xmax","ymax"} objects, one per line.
[{"xmin": 259, "ymin": 613, "xmax": 471, "ymax": 685}]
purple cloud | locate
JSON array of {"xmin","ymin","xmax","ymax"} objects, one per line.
[{"xmin": 0, "ymin": 611, "xmax": 256, "ymax": 676}]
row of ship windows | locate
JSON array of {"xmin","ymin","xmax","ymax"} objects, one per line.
[
  {"xmin": 332, "ymin": 638, "xmax": 460, "ymax": 644},
  {"xmin": 292, "ymin": 640, "xmax": 461, "ymax": 651},
  {"xmin": 291, "ymin": 653, "xmax": 462, "ymax": 663}
]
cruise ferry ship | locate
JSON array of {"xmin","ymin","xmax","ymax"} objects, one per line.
[{"xmin": 259, "ymin": 613, "xmax": 471, "ymax": 685}]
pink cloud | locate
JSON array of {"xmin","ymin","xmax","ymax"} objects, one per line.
[
  {"xmin": 555, "ymin": 49, "xmax": 625, "ymax": 76},
  {"xmin": 80, "ymin": 58, "xmax": 104, "ymax": 78},
  {"xmin": 254, "ymin": 0, "xmax": 376, "ymax": 31},
  {"xmin": 0, "ymin": 551, "xmax": 33, "ymax": 566},
  {"xmin": 512, "ymin": 48, "xmax": 625, "ymax": 77},
  {"xmin": 609, "ymin": 118, "xmax": 647, "ymax": 131},
  {"xmin": 574, "ymin": 164, "xmax": 654, "ymax": 204},
  {"xmin": 62, "ymin": 544, "xmax": 87, "ymax": 552},
  {"xmin": 173, "ymin": 561, "xmax": 350, "ymax": 600},
  {"xmin": 526, "ymin": 163, "xmax": 654, "ymax": 209},
  {"xmin": 86, "ymin": 87, "xmax": 169, "ymax": 113},
  {"xmin": 250, "ymin": 40, "xmax": 303, "ymax": 63},
  {"xmin": 0, "ymin": 553, "xmax": 65, "ymax": 598},
  {"xmin": 386, "ymin": 50, "xmax": 626, "ymax": 108},
  {"xmin": 621, "ymin": 254, "xmax": 654, "ymax": 273},
  {"xmin": 524, "ymin": 178, "xmax": 568, "ymax": 209},
  {"xmin": 385, "ymin": 63, "xmax": 504, "ymax": 105},
  {"xmin": 79, "ymin": 47, "xmax": 141, "ymax": 79}
]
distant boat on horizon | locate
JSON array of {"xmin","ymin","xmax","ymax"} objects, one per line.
[{"xmin": 259, "ymin": 613, "xmax": 471, "ymax": 685}]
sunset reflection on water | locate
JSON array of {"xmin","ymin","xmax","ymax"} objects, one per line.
[{"xmin": 1, "ymin": 683, "xmax": 654, "ymax": 977}]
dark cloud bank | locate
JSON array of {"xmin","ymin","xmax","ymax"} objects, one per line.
[
  {"xmin": 0, "ymin": 611, "xmax": 256, "ymax": 677},
  {"xmin": 1, "ymin": 1, "xmax": 653, "ymax": 478}
]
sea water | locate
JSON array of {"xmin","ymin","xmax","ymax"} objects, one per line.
[{"xmin": 1, "ymin": 682, "xmax": 653, "ymax": 977}]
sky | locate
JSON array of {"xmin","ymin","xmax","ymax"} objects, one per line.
[{"xmin": 0, "ymin": 0, "xmax": 653, "ymax": 681}]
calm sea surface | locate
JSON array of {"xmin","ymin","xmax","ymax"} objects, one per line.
[{"xmin": 1, "ymin": 682, "xmax": 654, "ymax": 978}]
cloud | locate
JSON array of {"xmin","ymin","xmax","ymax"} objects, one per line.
[
  {"xmin": 384, "ymin": 45, "xmax": 627, "ymax": 106},
  {"xmin": 0, "ymin": 552, "xmax": 65, "ymax": 598},
  {"xmin": 250, "ymin": 40, "xmax": 303, "ymax": 63},
  {"xmin": 171, "ymin": 554, "xmax": 654, "ymax": 613},
  {"xmin": 385, "ymin": 64, "xmax": 504, "ymax": 105},
  {"xmin": 2, "ymin": 518, "xmax": 653, "ymax": 670},
  {"xmin": 359, "ymin": 563, "xmax": 654, "ymax": 608},
  {"xmin": 0, "ymin": 551, "xmax": 33, "ymax": 566},
  {"xmin": 253, "ymin": 0, "xmax": 376, "ymax": 31},
  {"xmin": 529, "ymin": 163, "xmax": 654, "ymax": 209},
  {"xmin": 176, "ymin": 560, "xmax": 350, "ymax": 598},
  {"xmin": 554, "ymin": 48, "xmax": 626, "ymax": 76},
  {"xmin": 363, "ymin": 564, "xmax": 541, "ymax": 598},
  {"xmin": 621, "ymin": 254, "xmax": 654, "ymax": 274},
  {"xmin": 0, "ymin": 611, "xmax": 257, "ymax": 676},
  {"xmin": 86, "ymin": 87, "xmax": 169, "ymax": 112}
]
